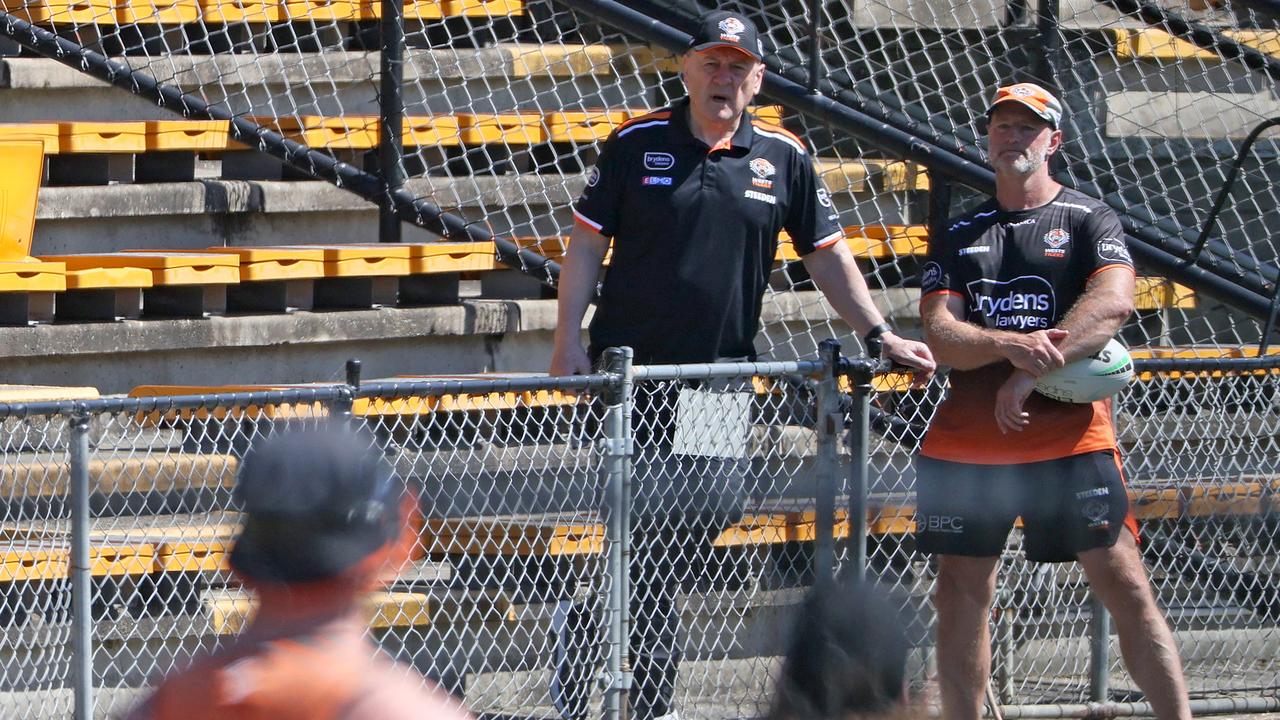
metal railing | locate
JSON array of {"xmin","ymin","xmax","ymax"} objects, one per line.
[{"xmin": 0, "ymin": 348, "xmax": 1277, "ymax": 718}]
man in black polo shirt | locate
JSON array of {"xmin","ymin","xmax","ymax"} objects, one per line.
[{"xmin": 548, "ymin": 10, "xmax": 935, "ymax": 720}]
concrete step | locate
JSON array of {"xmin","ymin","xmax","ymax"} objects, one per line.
[
  {"xmin": 0, "ymin": 44, "xmax": 669, "ymax": 121},
  {"xmin": 30, "ymin": 176, "xmax": 916, "ymax": 253}
]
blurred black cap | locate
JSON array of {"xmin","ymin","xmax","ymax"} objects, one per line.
[
  {"xmin": 688, "ymin": 10, "xmax": 764, "ymax": 62},
  {"xmin": 229, "ymin": 426, "xmax": 404, "ymax": 584}
]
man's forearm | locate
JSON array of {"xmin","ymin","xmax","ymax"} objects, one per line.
[
  {"xmin": 923, "ymin": 314, "xmax": 1021, "ymax": 370},
  {"xmin": 553, "ymin": 237, "xmax": 608, "ymax": 349},
  {"xmin": 803, "ymin": 243, "xmax": 885, "ymax": 336},
  {"xmin": 1054, "ymin": 289, "xmax": 1132, "ymax": 363}
]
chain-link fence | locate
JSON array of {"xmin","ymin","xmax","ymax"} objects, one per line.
[
  {"xmin": 0, "ymin": 350, "xmax": 1276, "ymax": 718},
  {"xmin": 3, "ymin": 0, "xmax": 1274, "ymax": 355}
]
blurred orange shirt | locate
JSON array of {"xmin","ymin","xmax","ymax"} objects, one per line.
[{"xmin": 126, "ymin": 619, "xmax": 471, "ymax": 720}]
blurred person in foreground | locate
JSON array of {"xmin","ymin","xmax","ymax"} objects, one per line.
[
  {"xmin": 125, "ymin": 426, "xmax": 471, "ymax": 720},
  {"xmin": 767, "ymin": 581, "xmax": 918, "ymax": 720},
  {"xmin": 917, "ymin": 82, "xmax": 1190, "ymax": 720}
]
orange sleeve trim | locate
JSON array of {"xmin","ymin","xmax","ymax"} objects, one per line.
[
  {"xmin": 921, "ymin": 289, "xmax": 963, "ymax": 300},
  {"xmin": 1087, "ymin": 263, "xmax": 1136, "ymax": 282}
]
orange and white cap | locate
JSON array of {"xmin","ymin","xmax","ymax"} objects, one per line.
[{"xmin": 987, "ymin": 82, "xmax": 1063, "ymax": 128}]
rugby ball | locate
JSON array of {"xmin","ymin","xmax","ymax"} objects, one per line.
[{"xmin": 1033, "ymin": 338, "xmax": 1134, "ymax": 403}]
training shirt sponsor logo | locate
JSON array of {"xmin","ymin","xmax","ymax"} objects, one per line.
[
  {"xmin": 643, "ymin": 152, "xmax": 675, "ymax": 171},
  {"xmin": 1003, "ymin": 217, "xmax": 1035, "ymax": 228},
  {"xmin": 959, "ymin": 246, "xmax": 990, "ymax": 256},
  {"xmin": 1097, "ymin": 237, "xmax": 1132, "ymax": 264},
  {"xmin": 917, "ymin": 513, "xmax": 965, "ymax": 534},
  {"xmin": 743, "ymin": 189, "xmax": 777, "ymax": 204},
  {"xmin": 967, "ymin": 275, "xmax": 1056, "ymax": 330},
  {"xmin": 585, "ymin": 166, "xmax": 600, "ymax": 187},
  {"xmin": 642, "ymin": 175, "xmax": 672, "ymax": 186},
  {"xmin": 815, "ymin": 187, "xmax": 833, "ymax": 208}
]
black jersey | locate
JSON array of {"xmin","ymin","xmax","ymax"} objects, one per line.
[
  {"xmin": 920, "ymin": 187, "xmax": 1135, "ymax": 464},
  {"xmin": 573, "ymin": 98, "xmax": 842, "ymax": 364}
]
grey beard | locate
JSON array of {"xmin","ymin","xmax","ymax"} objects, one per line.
[{"xmin": 1011, "ymin": 147, "xmax": 1049, "ymax": 175}]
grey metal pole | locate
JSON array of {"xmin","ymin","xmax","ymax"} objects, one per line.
[
  {"xmin": 1088, "ymin": 586, "xmax": 1112, "ymax": 702},
  {"xmin": 844, "ymin": 357, "xmax": 875, "ymax": 584},
  {"xmin": 378, "ymin": 0, "xmax": 405, "ymax": 243},
  {"xmin": 69, "ymin": 409, "xmax": 93, "ymax": 720},
  {"xmin": 813, "ymin": 340, "xmax": 841, "ymax": 585},
  {"xmin": 600, "ymin": 347, "xmax": 634, "ymax": 720}
]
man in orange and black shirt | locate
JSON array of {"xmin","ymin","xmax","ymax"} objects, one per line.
[{"xmin": 918, "ymin": 82, "xmax": 1191, "ymax": 720}]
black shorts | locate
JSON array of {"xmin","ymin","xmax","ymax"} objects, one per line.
[{"xmin": 915, "ymin": 450, "xmax": 1138, "ymax": 563}]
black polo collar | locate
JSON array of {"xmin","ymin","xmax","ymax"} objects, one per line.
[{"xmin": 670, "ymin": 97, "xmax": 757, "ymax": 152}]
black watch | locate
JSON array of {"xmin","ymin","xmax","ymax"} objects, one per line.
[{"xmin": 863, "ymin": 322, "xmax": 893, "ymax": 346}]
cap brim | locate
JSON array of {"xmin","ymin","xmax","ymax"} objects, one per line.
[
  {"xmin": 230, "ymin": 519, "xmax": 391, "ymax": 583},
  {"xmin": 689, "ymin": 42, "xmax": 760, "ymax": 61},
  {"xmin": 987, "ymin": 97, "xmax": 1057, "ymax": 127}
]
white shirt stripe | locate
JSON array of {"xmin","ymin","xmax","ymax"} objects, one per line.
[
  {"xmin": 616, "ymin": 119, "xmax": 669, "ymax": 138},
  {"xmin": 751, "ymin": 126, "xmax": 806, "ymax": 154},
  {"xmin": 572, "ymin": 208, "xmax": 605, "ymax": 232},
  {"xmin": 813, "ymin": 231, "xmax": 844, "ymax": 249}
]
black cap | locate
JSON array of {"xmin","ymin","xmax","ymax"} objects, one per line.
[
  {"xmin": 687, "ymin": 10, "xmax": 764, "ymax": 62},
  {"xmin": 229, "ymin": 426, "xmax": 405, "ymax": 584}
]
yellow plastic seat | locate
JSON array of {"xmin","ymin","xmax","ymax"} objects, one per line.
[
  {"xmin": 0, "ymin": 260, "xmax": 66, "ymax": 292},
  {"xmin": 0, "ymin": 142, "xmax": 47, "ymax": 261},
  {"xmin": 0, "ymin": 124, "xmax": 61, "ymax": 154},
  {"xmin": 0, "ymin": 0, "xmax": 114, "ymax": 24},
  {"xmin": 59, "ymin": 122, "xmax": 147, "ymax": 154},
  {"xmin": 45, "ymin": 252, "xmax": 240, "ymax": 285},
  {"xmin": 814, "ymin": 158, "xmax": 930, "ymax": 193},
  {"xmin": 404, "ymin": 115, "xmax": 463, "ymax": 147},
  {"xmin": 146, "ymin": 120, "xmax": 232, "ymax": 152},
  {"xmin": 545, "ymin": 110, "xmax": 631, "ymax": 143},
  {"xmin": 117, "ymin": 0, "xmax": 200, "ymax": 23},
  {"xmin": 194, "ymin": 246, "xmax": 328, "ymax": 281},
  {"xmin": 0, "ymin": 544, "xmax": 155, "ymax": 583},
  {"xmin": 281, "ymin": 0, "xmax": 356, "ymax": 21},
  {"xmin": 460, "ymin": 112, "xmax": 546, "ymax": 145},
  {"xmin": 449, "ymin": 0, "xmax": 521, "ymax": 16},
  {"xmin": 1135, "ymin": 277, "xmax": 1196, "ymax": 310},
  {"xmin": 199, "ymin": 0, "xmax": 281, "ymax": 22},
  {"xmin": 357, "ymin": 0, "xmax": 445, "ymax": 19},
  {"xmin": 396, "ymin": 241, "xmax": 496, "ymax": 274}
]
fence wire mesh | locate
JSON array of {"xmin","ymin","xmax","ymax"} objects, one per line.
[{"xmin": 0, "ymin": 357, "xmax": 1276, "ymax": 718}]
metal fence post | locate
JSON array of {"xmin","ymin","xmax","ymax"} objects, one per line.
[
  {"xmin": 69, "ymin": 407, "xmax": 93, "ymax": 720},
  {"xmin": 378, "ymin": 0, "xmax": 405, "ymax": 243},
  {"xmin": 600, "ymin": 347, "xmax": 634, "ymax": 720},
  {"xmin": 814, "ymin": 340, "xmax": 841, "ymax": 585},
  {"xmin": 1089, "ymin": 596, "xmax": 1112, "ymax": 702},
  {"xmin": 843, "ymin": 356, "xmax": 875, "ymax": 584}
]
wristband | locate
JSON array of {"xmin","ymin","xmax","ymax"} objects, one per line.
[{"xmin": 863, "ymin": 322, "xmax": 893, "ymax": 346}]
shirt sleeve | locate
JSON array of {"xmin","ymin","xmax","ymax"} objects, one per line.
[
  {"xmin": 920, "ymin": 222, "xmax": 964, "ymax": 298},
  {"xmin": 1082, "ymin": 207, "xmax": 1135, "ymax": 276},
  {"xmin": 784, "ymin": 154, "xmax": 843, "ymax": 255},
  {"xmin": 572, "ymin": 132, "xmax": 627, "ymax": 238}
]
